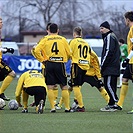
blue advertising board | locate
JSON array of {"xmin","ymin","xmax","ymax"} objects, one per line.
[{"xmin": 2, "ymin": 55, "xmax": 71, "ymax": 75}]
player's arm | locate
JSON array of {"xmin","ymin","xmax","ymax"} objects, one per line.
[
  {"xmin": 91, "ymin": 51, "xmax": 101, "ymax": 79},
  {"xmin": 15, "ymin": 73, "xmax": 25, "ymax": 104},
  {"xmin": 31, "ymin": 45, "xmax": 47, "ymax": 68},
  {"xmin": 92, "ymin": 55, "xmax": 104, "ymax": 88},
  {"xmin": 88, "ymin": 45, "xmax": 91, "ymax": 65},
  {"xmin": 122, "ymin": 37, "xmax": 133, "ymax": 67},
  {"xmin": 33, "ymin": 38, "xmax": 47, "ymax": 64},
  {"xmin": 64, "ymin": 38, "xmax": 72, "ymax": 59},
  {"xmin": 31, "ymin": 45, "xmax": 38, "ymax": 59},
  {"xmin": 101, "ymin": 36, "xmax": 115, "ymax": 68}
]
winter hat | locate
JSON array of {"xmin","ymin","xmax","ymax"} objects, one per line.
[{"xmin": 100, "ymin": 21, "xmax": 110, "ymax": 30}]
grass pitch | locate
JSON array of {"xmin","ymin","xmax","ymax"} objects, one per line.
[{"xmin": 0, "ymin": 79, "xmax": 133, "ymax": 133}]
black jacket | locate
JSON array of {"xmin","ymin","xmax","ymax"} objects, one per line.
[{"xmin": 101, "ymin": 31, "xmax": 120, "ymax": 76}]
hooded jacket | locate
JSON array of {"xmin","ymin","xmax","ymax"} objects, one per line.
[{"xmin": 101, "ymin": 30, "xmax": 120, "ymax": 76}]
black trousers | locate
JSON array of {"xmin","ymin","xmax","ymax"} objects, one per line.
[
  {"xmin": 103, "ymin": 75, "xmax": 119, "ymax": 105},
  {"xmin": 24, "ymin": 86, "xmax": 47, "ymax": 106}
]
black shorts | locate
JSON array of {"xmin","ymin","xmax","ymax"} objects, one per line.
[
  {"xmin": 23, "ymin": 86, "xmax": 47, "ymax": 106},
  {"xmin": 0, "ymin": 60, "xmax": 12, "ymax": 81},
  {"xmin": 45, "ymin": 61, "xmax": 67, "ymax": 86},
  {"xmin": 70, "ymin": 63, "xmax": 87, "ymax": 86},
  {"xmin": 123, "ymin": 64, "xmax": 133, "ymax": 81},
  {"xmin": 83, "ymin": 75, "xmax": 100, "ymax": 88},
  {"xmin": 23, "ymin": 86, "xmax": 47, "ymax": 96}
]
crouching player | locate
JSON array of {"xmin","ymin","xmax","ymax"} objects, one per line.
[{"xmin": 15, "ymin": 70, "xmax": 47, "ymax": 114}]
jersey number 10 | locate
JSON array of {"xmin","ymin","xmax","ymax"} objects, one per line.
[{"xmin": 78, "ymin": 44, "xmax": 88, "ymax": 59}]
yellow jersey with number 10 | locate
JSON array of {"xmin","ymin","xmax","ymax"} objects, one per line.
[{"xmin": 69, "ymin": 37, "xmax": 91, "ymax": 70}]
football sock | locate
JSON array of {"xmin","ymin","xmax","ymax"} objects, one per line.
[
  {"xmin": 0, "ymin": 75, "xmax": 14, "ymax": 94},
  {"xmin": 100, "ymin": 87, "xmax": 110, "ymax": 103},
  {"xmin": 58, "ymin": 88, "xmax": 72, "ymax": 107},
  {"xmin": 73, "ymin": 86, "xmax": 84, "ymax": 108},
  {"xmin": 58, "ymin": 97, "xmax": 63, "ymax": 107},
  {"xmin": 48, "ymin": 89, "xmax": 55, "ymax": 109},
  {"xmin": 68, "ymin": 88, "xmax": 72, "ymax": 95},
  {"xmin": 62, "ymin": 89, "xmax": 70, "ymax": 110},
  {"xmin": 22, "ymin": 90, "xmax": 29, "ymax": 109},
  {"xmin": 117, "ymin": 82, "xmax": 128, "ymax": 107},
  {"xmin": 53, "ymin": 86, "xmax": 58, "ymax": 103}
]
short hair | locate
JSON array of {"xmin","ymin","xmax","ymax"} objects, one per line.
[
  {"xmin": 49, "ymin": 23, "xmax": 58, "ymax": 33},
  {"xmin": 46, "ymin": 23, "xmax": 52, "ymax": 30},
  {"xmin": 124, "ymin": 11, "xmax": 133, "ymax": 22},
  {"xmin": 73, "ymin": 27, "xmax": 82, "ymax": 36},
  {"xmin": 119, "ymin": 38, "xmax": 125, "ymax": 44}
]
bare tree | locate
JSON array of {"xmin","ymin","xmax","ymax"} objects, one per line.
[
  {"xmin": 2, "ymin": 0, "xmax": 66, "ymax": 36},
  {"xmin": 1, "ymin": 0, "xmax": 130, "ymax": 42},
  {"xmin": 58, "ymin": 0, "xmax": 83, "ymax": 36},
  {"xmin": 107, "ymin": 6, "xmax": 128, "ymax": 40}
]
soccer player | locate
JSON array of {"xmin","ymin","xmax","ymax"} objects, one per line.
[
  {"xmin": 100, "ymin": 21, "xmax": 120, "ymax": 111},
  {"xmin": 31, "ymin": 23, "xmax": 59, "ymax": 107},
  {"xmin": 83, "ymin": 50, "xmax": 110, "ymax": 103},
  {"xmin": 15, "ymin": 70, "xmax": 47, "ymax": 114},
  {"xmin": 117, "ymin": 39, "xmax": 128, "ymax": 88},
  {"xmin": 69, "ymin": 26, "xmax": 91, "ymax": 112},
  {"xmin": 114, "ymin": 11, "xmax": 133, "ymax": 114},
  {"xmin": 0, "ymin": 17, "xmax": 15, "ymax": 101},
  {"xmin": 56, "ymin": 50, "xmax": 110, "ymax": 110},
  {"xmin": 33, "ymin": 23, "xmax": 72, "ymax": 113}
]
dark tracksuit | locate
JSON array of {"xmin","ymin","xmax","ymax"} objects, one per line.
[{"xmin": 101, "ymin": 30, "xmax": 120, "ymax": 106}]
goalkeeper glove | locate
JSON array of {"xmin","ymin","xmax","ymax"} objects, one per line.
[
  {"xmin": 2, "ymin": 47, "xmax": 14, "ymax": 54},
  {"xmin": 7, "ymin": 48, "xmax": 14, "ymax": 54},
  {"xmin": 68, "ymin": 79, "xmax": 75, "ymax": 87},
  {"xmin": 122, "ymin": 58, "xmax": 129, "ymax": 68}
]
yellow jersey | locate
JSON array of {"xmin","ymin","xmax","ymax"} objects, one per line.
[
  {"xmin": 34, "ymin": 35, "xmax": 71, "ymax": 63},
  {"xmin": 0, "ymin": 40, "xmax": 2, "ymax": 61},
  {"xmin": 69, "ymin": 37, "xmax": 91, "ymax": 70},
  {"xmin": 15, "ymin": 70, "xmax": 47, "ymax": 102},
  {"xmin": 31, "ymin": 43, "xmax": 47, "ymax": 69},
  {"xmin": 127, "ymin": 25, "xmax": 133, "ymax": 64},
  {"xmin": 86, "ymin": 50, "xmax": 101, "ymax": 79}
]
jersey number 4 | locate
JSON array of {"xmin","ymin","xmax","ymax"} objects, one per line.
[{"xmin": 51, "ymin": 42, "xmax": 59, "ymax": 55}]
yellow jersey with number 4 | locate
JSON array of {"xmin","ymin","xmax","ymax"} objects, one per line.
[{"xmin": 34, "ymin": 35, "xmax": 71, "ymax": 63}]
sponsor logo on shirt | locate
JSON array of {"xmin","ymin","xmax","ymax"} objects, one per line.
[
  {"xmin": 49, "ymin": 57, "xmax": 63, "ymax": 61},
  {"xmin": 78, "ymin": 59, "xmax": 88, "ymax": 64}
]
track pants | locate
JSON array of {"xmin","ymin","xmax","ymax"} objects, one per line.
[{"xmin": 103, "ymin": 75, "xmax": 118, "ymax": 105}]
